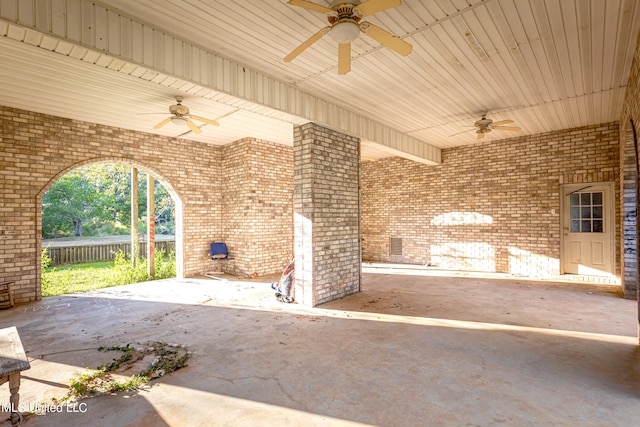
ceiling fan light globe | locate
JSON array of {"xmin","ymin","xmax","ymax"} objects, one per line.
[
  {"xmin": 170, "ymin": 116, "xmax": 188, "ymax": 126},
  {"xmin": 330, "ymin": 21, "xmax": 360, "ymax": 43}
]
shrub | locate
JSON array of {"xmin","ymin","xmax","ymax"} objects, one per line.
[
  {"xmin": 41, "ymin": 248, "xmax": 52, "ymax": 289},
  {"xmin": 112, "ymin": 250, "xmax": 150, "ymax": 285},
  {"xmin": 154, "ymin": 249, "xmax": 176, "ymax": 279},
  {"xmin": 111, "ymin": 248, "xmax": 176, "ymax": 283}
]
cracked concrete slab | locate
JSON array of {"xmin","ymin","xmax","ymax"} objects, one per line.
[{"xmin": 0, "ymin": 268, "xmax": 638, "ymax": 426}]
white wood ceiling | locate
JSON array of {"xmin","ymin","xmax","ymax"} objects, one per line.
[{"xmin": 1, "ymin": 0, "xmax": 639, "ymax": 160}]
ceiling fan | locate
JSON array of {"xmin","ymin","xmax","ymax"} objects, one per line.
[
  {"xmin": 284, "ymin": 0, "xmax": 413, "ymax": 74},
  {"xmin": 450, "ymin": 114, "xmax": 521, "ymax": 140},
  {"xmin": 152, "ymin": 96, "xmax": 219, "ymax": 134}
]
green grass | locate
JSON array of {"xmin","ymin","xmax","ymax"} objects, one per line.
[
  {"xmin": 43, "ymin": 261, "xmax": 119, "ymax": 296},
  {"xmin": 42, "ymin": 248, "xmax": 176, "ymax": 297}
]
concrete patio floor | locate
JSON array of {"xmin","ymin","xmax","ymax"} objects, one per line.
[{"xmin": 1, "ymin": 266, "xmax": 639, "ymax": 426}]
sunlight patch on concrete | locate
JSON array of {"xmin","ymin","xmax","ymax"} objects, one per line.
[{"xmin": 144, "ymin": 383, "xmax": 374, "ymax": 427}]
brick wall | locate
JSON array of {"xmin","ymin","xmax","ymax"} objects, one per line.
[
  {"xmin": 294, "ymin": 123, "xmax": 360, "ymax": 306},
  {"xmin": 222, "ymin": 138, "xmax": 293, "ymax": 276},
  {"xmin": 1, "ymin": 106, "xmax": 298, "ymax": 303},
  {"xmin": 621, "ymin": 31, "xmax": 640, "ymax": 129},
  {"xmin": 361, "ymin": 123, "xmax": 620, "ymax": 278}
]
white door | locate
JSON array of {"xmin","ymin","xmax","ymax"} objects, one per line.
[{"xmin": 561, "ymin": 183, "xmax": 614, "ymax": 276}]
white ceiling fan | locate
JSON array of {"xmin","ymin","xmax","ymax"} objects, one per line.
[
  {"xmin": 152, "ymin": 96, "xmax": 219, "ymax": 134},
  {"xmin": 284, "ymin": 0, "xmax": 413, "ymax": 74},
  {"xmin": 450, "ymin": 114, "xmax": 521, "ymax": 140}
]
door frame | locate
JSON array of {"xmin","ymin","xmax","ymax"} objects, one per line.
[{"xmin": 559, "ymin": 181, "xmax": 616, "ymax": 276}]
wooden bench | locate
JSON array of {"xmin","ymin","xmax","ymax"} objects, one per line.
[
  {"xmin": 0, "ymin": 282, "xmax": 14, "ymax": 309},
  {"xmin": 0, "ymin": 326, "xmax": 30, "ymax": 426}
]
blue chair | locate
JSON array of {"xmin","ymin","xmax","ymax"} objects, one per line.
[
  {"xmin": 205, "ymin": 242, "xmax": 234, "ymax": 278},
  {"xmin": 210, "ymin": 242, "xmax": 232, "ymax": 260}
]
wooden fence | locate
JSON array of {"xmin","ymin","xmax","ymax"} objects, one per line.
[{"xmin": 45, "ymin": 241, "xmax": 175, "ymax": 266}]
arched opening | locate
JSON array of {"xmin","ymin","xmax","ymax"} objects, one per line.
[{"xmin": 36, "ymin": 158, "xmax": 184, "ymax": 297}]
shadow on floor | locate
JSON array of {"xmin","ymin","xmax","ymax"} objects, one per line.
[{"xmin": 0, "ymin": 272, "xmax": 638, "ymax": 426}]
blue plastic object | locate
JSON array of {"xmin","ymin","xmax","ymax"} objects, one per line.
[{"xmin": 210, "ymin": 242, "xmax": 229, "ymax": 259}]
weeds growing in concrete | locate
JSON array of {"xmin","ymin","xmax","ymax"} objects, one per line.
[{"xmin": 62, "ymin": 341, "xmax": 190, "ymax": 401}]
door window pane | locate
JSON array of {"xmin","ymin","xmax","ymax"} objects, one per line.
[
  {"xmin": 569, "ymin": 191, "xmax": 604, "ymax": 233},
  {"xmin": 571, "ymin": 220, "xmax": 580, "ymax": 232},
  {"xmin": 592, "ymin": 206, "xmax": 602, "ymax": 219},
  {"xmin": 581, "ymin": 207, "xmax": 591, "ymax": 218},
  {"xmin": 592, "ymin": 192, "xmax": 602, "ymax": 204}
]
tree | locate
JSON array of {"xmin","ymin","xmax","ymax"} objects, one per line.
[
  {"xmin": 42, "ymin": 168, "xmax": 109, "ymax": 237},
  {"xmin": 85, "ymin": 163, "xmax": 138, "ymax": 228},
  {"xmin": 154, "ymin": 181, "xmax": 176, "ymax": 234},
  {"xmin": 42, "ymin": 163, "xmax": 176, "ymax": 238}
]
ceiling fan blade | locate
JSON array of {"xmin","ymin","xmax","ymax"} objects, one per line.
[
  {"xmin": 287, "ymin": 0, "xmax": 334, "ymax": 14},
  {"xmin": 493, "ymin": 126, "xmax": 521, "ymax": 131},
  {"xmin": 491, "ymin": 119, "xmax": 514, "ymax": 126},
  {"xmin": 338, "ymin": 43, "xmax": 351, "ymax": 75},
  {"xmin": 284, "ymin": 27, "xmax": 330, "ymax": 62},
  {"xmin": 190, "ymin": 115, "xmax": 220, "ymax": 126},
  {"xmin": 477, "ymin": 132, "xmax": 485, "ymax": 140},
  {"xmin": 355, "ymin": 0, "xmax": 402, "ymax": 16},
  {"xmin": 186, "ymin": 119, "xmax": 202, "ymax": 134},
  {"xmin": 360, "ymin": 22, "xmax": 412, "ymax": 56},
  {"xmin": 153, "ymin": 117, "xmax": 171, "ymax": 129}
]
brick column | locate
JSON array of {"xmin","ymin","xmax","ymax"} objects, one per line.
[
  {"xmin": 622, "ymin": 127, "xmax": 638, "ymax": 299},
  {"xmin": 293, "ymin": 123, "xmax": 361, "ymax": 306}
]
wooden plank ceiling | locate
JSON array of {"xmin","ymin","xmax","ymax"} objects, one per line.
[{"xmin": 0, "ymin": 0, "xmax": 639, "ymax": 159}]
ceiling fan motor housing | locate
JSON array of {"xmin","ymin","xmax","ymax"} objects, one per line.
[
  {"xmin": 169, "ymin": 103, "xmax": 189, "ymax": 116},
  {"xmin": 329, "ymin": 1, "xmax": 360, "ymax": 11},
  {"xmin": 474, "ymin": 117, "xmax": 493, "ymax": 128}
]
